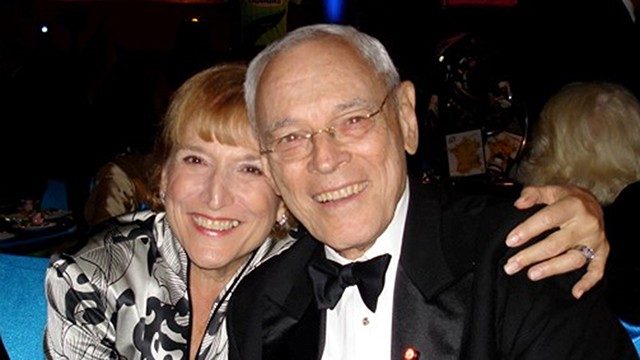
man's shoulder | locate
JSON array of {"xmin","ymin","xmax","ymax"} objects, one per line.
[
  {"xmin": 425, "ymin": 184, "xmax": 584, "ymax": 303},
  {"xmin": 231, "ymin": 232, "xmax": 321, "ymax": 304},
  {"xmin": 410, "ymin": 181, "xmax": 539, "ymax": 263},
  {"xmin": 410, "ymin": 180, "xmax": 528, "ymax": 224}
]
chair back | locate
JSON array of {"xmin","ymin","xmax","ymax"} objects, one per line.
[
  {"xmin": 0, "ymin": 253, "xmax": 49, "ymax": 359},
  {"xmin": 40, "ymin": 179, "xmax": 68, "ymax": 211},
  {"xmin": 621, "ymin": 320, "xmax": 640, "ymax": 356}
]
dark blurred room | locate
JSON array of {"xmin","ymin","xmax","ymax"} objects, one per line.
[{"xmin": 1, "ymin": 0, "xmax": 638, "ymax": 218}]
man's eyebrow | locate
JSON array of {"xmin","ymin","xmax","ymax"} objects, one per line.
[
  {"xmin": 335, "ymin": 97, "xmax": 368, "ymax": 112},
  {"xmin": 265, "ymin": 117, "xmax": 297, "ymax": 135}
]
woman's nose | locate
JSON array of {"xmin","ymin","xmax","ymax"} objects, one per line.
[{"xmin": 205, "ymin": 171, "xmax": 234, "ymax": 209}]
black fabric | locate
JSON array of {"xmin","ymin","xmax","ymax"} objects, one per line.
[
  {"xmin": 391, "ymin": 265, "xmax": 473, "ymax": 359},
  {"xmin": 604, "ymin": 181, "xmax": 640, "ymax": 324},
  {"xmin": 308, "ymin": 253, "xmax": 391, "ymax": 312},
  {"xmin": 226, "ymin": 179, "xmax": 639, "ymax": 360}
]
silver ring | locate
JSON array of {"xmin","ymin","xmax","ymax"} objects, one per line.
[{"xmin": 573, "ymin": 245, "xmax": 596, "ymax": 263}]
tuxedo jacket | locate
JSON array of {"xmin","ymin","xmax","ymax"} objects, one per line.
[
  {"xmin": 226, "ymin": 181, "xmax": 638, "ymax": 359},
  {"xmin": 605, "ymin": 181, "xmax": 640, "ymax": 324}
]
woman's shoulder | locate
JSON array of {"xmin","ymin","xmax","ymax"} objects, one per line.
[
  {"xmin": 63, "ymin": 211, "xmax": 160, "ymax": 264},
  {"xmin": 47, "ymin": 211, "xmax": 169, "ymax": 293}
]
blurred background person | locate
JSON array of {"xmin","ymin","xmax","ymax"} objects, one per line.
[
  {"xmin": 83, "ymin": 150, "xmax": 158, "ymax": 227},
  {"xmin": 516, "ymin": 82, "xmax": 640, "ymax": 346},
  {"xmin": 45, "ymin": 63, "xmax": 295, "ymax": 359}
]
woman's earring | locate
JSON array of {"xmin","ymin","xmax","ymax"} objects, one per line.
[
  {"xmin": 159, "ymin": 190, "xmax": 166, "ymax": 204},
  {"xmin": 276, "ymin": 213, "xmax": 288, "ymax": 227}
]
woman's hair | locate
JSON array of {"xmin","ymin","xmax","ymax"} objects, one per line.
[
  {"xmin": 244, "ymin": 24, "xmax": 401, "ymax": 134},
  {"xmin": 161, "ymin": 63, "xmax": 253, "ymax": 154},
  {"xmin": 147, "ymin": 63, "xmax": 250, "ymax": 209},
  {"xmin": 516, "ymin": 82, "xmax": 640, "ymax": 205}
]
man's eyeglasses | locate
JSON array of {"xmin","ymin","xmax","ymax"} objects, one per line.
[{"xmin": 260, "ymin": 89, "xmax": 393, "ymax": 162}]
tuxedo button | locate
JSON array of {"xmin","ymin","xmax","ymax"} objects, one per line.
[{"xmin": 362, "ymin": 317, "xmax": 370, "ymax": 326}]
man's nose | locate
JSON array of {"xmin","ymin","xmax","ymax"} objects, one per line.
[{"xmin": 308, "ymin": 130, "xmax": 350, "ymax": 174}]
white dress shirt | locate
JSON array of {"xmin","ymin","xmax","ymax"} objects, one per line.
[{"xmin": 321, "ymin": 180, "xmax": 409, "ymax": 360}]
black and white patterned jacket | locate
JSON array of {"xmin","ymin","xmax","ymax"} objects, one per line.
[{"xmin": 45, "ymin": 211, "xmax": 294, "ymax": 359}]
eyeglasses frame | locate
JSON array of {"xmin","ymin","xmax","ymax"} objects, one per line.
[{"xmin": 259, "ymin": 88, "xmax": 395, "ymax": 159}]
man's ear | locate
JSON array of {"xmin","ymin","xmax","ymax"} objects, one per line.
[
  {"xmin": 261, "ymin": 156, "xmax": 282, "ymax": 196},
  {"xmin": 396, "ymin": 81, "xmax": 419, "ymax": 155}
]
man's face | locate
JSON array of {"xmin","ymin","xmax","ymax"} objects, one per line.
[{"xmin": 255, "ymin": 38, "xmax": 418, "ymax": 259}]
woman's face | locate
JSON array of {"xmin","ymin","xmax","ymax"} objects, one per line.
[{"xmin": 162, "ymin": 124, "xmax": 282, "ymax": 277}]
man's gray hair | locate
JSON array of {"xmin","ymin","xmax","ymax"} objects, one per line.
[{"xmin": 245, "ymin": 24, "xmax": 400, "ymax": 136}]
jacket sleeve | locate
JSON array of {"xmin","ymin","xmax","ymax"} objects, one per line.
[{"xmin": 44, "ymin": 256, "xmax": 120, "ymax": 360}]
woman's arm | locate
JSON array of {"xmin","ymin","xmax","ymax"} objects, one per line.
[{"xmin": 45, "ymin": 256, "xmax": 117, "ymax": 359}]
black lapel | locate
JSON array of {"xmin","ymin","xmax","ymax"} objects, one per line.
[
  {"xmin": 399, "ymin": 180, "xmax": 461, "ymax": 298},
  {"xmin": 392, "ymin": 180, "xmax": 478, "ymax": 357},
  {"xmin": 261, "ymin": 234, "xmax": 326, "ymax": 360}
]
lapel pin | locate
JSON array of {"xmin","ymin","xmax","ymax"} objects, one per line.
[{"xmin": 402, "ymin": 347, "xmax": 420, "ymax": 359}]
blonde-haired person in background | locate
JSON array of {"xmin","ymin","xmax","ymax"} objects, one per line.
[
  {"xmin": 517, "ymin": 81, "xmax": 640, "ymax": 206},
  {"xmin": 517, "ymin": 81, "xmax": 640, "ymax": 350}
]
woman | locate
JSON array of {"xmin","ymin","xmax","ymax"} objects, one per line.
[
  {"xmin": 45, "ymin": 63, "xmax": 295, "ymax": 359},
  {"xmin": 517, "ymin": 82, "xmax": 640, "ymax": 208},
  {"xmin": 516, "ymin": 82, "xmax": 640, "ymax": 333}
]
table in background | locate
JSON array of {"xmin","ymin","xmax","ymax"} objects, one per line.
[{"xmin": 0, "ymin": 210, "xmax": 78, "ymax": 255}]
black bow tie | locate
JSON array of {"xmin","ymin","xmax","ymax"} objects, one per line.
[{"xmin": 307, "ymin": 253, "xmax": 392, "ymax": 312}]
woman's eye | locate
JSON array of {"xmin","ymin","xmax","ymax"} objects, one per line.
[{"xmin": 183, "ymin": 155, "xmax": 203, "ymax": 164}]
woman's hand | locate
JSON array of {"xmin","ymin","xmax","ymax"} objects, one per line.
[{"xmin": 503, "ymin": 185, "xmax": 608, "ymax": 299}]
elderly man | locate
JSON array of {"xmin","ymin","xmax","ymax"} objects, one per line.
[{"xmin": 227, "ymin": 24, "xmax": 637, "ymax": 359}]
